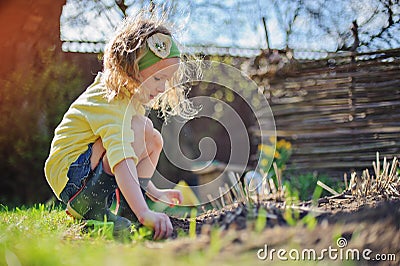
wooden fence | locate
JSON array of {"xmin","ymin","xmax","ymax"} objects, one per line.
[{"xmin": 250, "ymin": 48, "xmax": 400, "ymax": 178}]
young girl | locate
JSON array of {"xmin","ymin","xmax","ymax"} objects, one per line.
[{"xmin": 45, "ymin": 11, "xmax": 191, "ymax": 240}]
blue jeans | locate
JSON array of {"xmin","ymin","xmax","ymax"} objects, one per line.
[
  {"xmin": 60, "ymin": 144, "xmax": 93, "ymax": 204},
  {"xmin": 59, "ymin": 143, "xmax": 147, "ymax": 222}
]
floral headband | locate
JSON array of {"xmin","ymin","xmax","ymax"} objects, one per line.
[{"xmin": 138, "ymin": 33, "xmax": 180, "ymax": 71}]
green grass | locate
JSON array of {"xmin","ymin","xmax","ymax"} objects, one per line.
[
  {"xmin": 0, "ymin": 204, "xmax": 269, "ymax": 266},
  {"xmin": 0, "ymin": 203, "xmax": 364, "ymax": 266},
  {"xmin": 0, "ymin": 190, "xmax": 348, "ymax": 266}
]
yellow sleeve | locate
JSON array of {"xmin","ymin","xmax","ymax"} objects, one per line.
[{"xmin": 87, "ymin": 99, "xmax": 138, "ymax": 173}]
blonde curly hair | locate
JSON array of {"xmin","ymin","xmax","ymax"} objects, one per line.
[{"xmin": 102, "ymin": 9, "xmax": 198, "ymax": 119}]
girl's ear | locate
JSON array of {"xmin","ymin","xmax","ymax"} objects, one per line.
[{"xmin": 137, "ymin": 72, "xmax": 144, "ymax": 82}]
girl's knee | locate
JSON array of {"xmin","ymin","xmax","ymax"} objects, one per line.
[
  {"xmin": 130, "ymin": 115, "xmax": 163, "ymax": 159},
  {"xmin": 151, "ymin": 129, "xmax": 163, "ymax": 152},
  {"xmin": 142, "ymin": 117, "xmax": 162, "ymax": 151},
  {"xmin": 131, "ymin": 115, "xmax": 153, "ymax": 131},
  {"xmin": 143, "ymin": 117, "xmax": 155, "ymax": 136}
]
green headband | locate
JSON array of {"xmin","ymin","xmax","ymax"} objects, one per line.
[{"xmin": 138, "ymin": 33, "xmax": 180, "ymax": 71}]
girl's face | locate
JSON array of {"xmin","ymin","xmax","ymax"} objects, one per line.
[{"xmin": 139, "ymin": 57, "xmax": 180, "ymax": 102}]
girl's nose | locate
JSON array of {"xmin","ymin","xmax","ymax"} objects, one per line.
[{"xmin": 157, "ymin": 84, "xmax": 166, "ymax": 93}]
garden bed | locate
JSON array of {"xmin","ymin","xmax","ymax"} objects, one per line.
[
  {"xmin": 167, "ymin": 192, "xmax": 399, "ymax": 265},
  {"xmin": 165, "ymin": 156, "xmax": 399, "ymax": 265}
]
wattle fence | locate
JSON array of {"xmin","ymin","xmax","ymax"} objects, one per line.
[{"xmin": 250, "ymin": 48, "xmax": 400, "ymax": 179}]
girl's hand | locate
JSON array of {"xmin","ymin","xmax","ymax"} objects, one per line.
[
  {"xmin": 148, "ymin": 189, "xmax": 183, "ymax": 207},
  {"xmin": 138, "ymin": 209, "xmax": 173, "ymax": 240}
]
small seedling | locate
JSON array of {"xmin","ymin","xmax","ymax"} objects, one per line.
[
  {"xmin": 255, "ymin": 208, "xmax": 267, "ymax": 232},
  {"xmin": 312, "ymin": 184, "xmax": 323, "ymax": 206},
  {"xmin": 131, "ymin": 225, "xmax": 153, "ymax": 241},
  {"xmin": 300, "ymin": 213, "xmax": 317, "ymax": 230},
  {"xmin": 189, "ymin": 208, "xmax": 197, "ymax": 239}
]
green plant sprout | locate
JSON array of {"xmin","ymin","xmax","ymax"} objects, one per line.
[
  {"xmin": 207, "ymin": 227, "xmax": 222, "ymax": 257},
  {"xmin": 255, "ymin": 208, "xmax": 267, "ymax": 232},
  {"xmin": 189, "ymin": 208, "xmax": 197, "ymax": 239},
  {"xmin": 131, "ymin": 225, "xmax": 153, "ymax": 241},
  {"xmin": 312, "ymin": 183, "xmax": 324, "ymax": 206}
]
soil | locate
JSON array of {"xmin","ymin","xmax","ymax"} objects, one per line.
[
  {"xmin": 170, "ymin": 191, "xmax": 399, "ymax": 235},
  {"xmin": 168, "ymin": 191, "xmax": 400, "ymax": 265}
]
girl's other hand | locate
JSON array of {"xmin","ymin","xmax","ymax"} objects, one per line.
[{"xmin": 148, "ymin": 189, "xmax": 183, "ymax": 207}]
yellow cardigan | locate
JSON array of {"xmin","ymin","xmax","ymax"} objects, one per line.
[{"xmin": 44, "ymin": 73, "xmax": 144, "ymax": 199}]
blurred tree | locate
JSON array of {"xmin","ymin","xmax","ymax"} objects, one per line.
[
  {"xmin": 61, "ymin": 0, "xmax": 400, "ymax": 53},
  {"xmin": 296, "ymin": 0, "xmax": 400, "ymax": 51}
]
